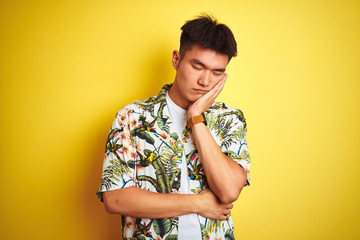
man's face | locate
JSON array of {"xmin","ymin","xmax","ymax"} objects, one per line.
[{"xmin": 169, "ymin": 44, "xmax": 229, "ymax": 110}]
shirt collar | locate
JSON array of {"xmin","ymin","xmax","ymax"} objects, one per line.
[{"xmin": 155, "ymin": 83, "xmax": 172, "ymax": 103}]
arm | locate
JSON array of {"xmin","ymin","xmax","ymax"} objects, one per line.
[
  {"xmin": 191, "ymin": 123, "xmax": 247, "ymax": 204},
  {"xmin": 99, "ymin": 107, "xmax": 232, "ymax": 220},
  {"xmin": 102, "ymin": 187, "xmax": 233, "ymax": 220},
  {"xmin": 188, "ymin": 75, "xmax": 248, "ymax": 204}
]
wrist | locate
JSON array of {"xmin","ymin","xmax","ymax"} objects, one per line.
[
  {"xmin": 192, "ymin": 194, "xmax": 202, "ymax": 214},
  {"xmin": 186, "ymin": 113, "xmax": 207, "ymax": 128},
  {"xmin": 187, "ymin": 110, "xmax": 201, "ymax": 118}
]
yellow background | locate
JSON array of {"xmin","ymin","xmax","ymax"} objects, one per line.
[{"xmin": 1, "ymin": 0, "xmax": 359, "ymax": 239}]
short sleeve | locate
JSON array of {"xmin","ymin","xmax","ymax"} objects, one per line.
[
  {"xmin": 221, "ymin": 110, "xmax": 251, "ymax": 186},
  {"xmin": 96, "ymin": 107, "xmax": 138, "ymax": 201}
]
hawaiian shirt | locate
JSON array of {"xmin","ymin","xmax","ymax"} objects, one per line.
[{"xmin": 97, "ymin": 84, "xmax": 251, "ymax": 240}]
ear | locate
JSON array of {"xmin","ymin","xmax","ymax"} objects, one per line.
[{"xmin": 172, "ymin": 50, "xmax": 180, "ymax": 70}]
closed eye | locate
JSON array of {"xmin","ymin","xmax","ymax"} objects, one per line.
[{"xmin": 192, "ymin": 65, "xmax": 202, "ymax": 70}]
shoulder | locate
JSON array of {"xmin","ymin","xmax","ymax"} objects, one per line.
[
  {"xmin": 115, "ymin": 96, "xmax": 158, "ymax": 117},
  {"xmin": 208, "ymin": 102, "xmax": 245, "ymax": 118},
  {"xmin": 206, "ymin": 102, "xmax": 247, "ymax": 127}
]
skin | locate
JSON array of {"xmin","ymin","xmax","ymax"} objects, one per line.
[
  {"xmin": 103, "ymin": 44, "xmax": 247, "ymax": 220},
  {"xmin": 168, "ymin": 44, "xmax": 228, "ymax": 111},
  {"xmin": 104, "ymin": 187, "xmax": 232, "ymax": 220}
]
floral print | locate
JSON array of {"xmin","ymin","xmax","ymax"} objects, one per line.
[{"xmin": 97, "ymin": 84, "xmax": 250, "ymax": 240}]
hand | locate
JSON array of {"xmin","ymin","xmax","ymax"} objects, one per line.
[
  {"xmin": 195, "ymin": 188, "xmax": 233, "ymax": 220},
  {"xmin": 188, "ymin": 74, "xmax": 227, "ymax": 117}
]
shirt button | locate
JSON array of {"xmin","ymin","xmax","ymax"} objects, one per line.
[{"xmin": 174, "ymin": 177, "xmax": 178, "ymax": 181}]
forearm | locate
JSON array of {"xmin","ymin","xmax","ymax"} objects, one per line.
[
  {"xmin": 103, "ymin": 186, "xmax": 232, "ymax": 220},
  {"xmin": 103, "ymin": 187, "xmax": 198, "ymax": 218},
  {"xmin": 192, "ymin": 122, "xmax": 247, "ymax": 203}
]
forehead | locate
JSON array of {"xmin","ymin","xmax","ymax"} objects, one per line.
[{"xmin": 182, "ymin": 44, "xmax": 229, "ymax": 69}]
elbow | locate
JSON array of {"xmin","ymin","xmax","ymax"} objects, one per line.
[
  {"xmin": 104, "ymin": 203, "xmax": 117, "ymax": 215},
  {"xmin": 215, "ymin": 160, "xmax": 249, "ymax": 204},
  {"xmin": 103, "ymin": 192, "xmax": 122, "ymax": 215},
  {"xmin": 219, "ymin": 189, "xmax": 241, "ymax": 204},
  {"xmin": 218, "ymin": 175, "xmax": 247, "ymax": 204}
]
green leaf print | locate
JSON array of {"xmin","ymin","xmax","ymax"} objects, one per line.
[
  {"xmin": 134, "ymin": 219, "xmax": 153, "ymax": 239},
  {"xmin": 137, "ymin": 150, "xmax": 157, "ymax": 167},
  {"xmin": 154, "ymin": 101, "xmax": 170, "ymax": 134},
  {"xmin": 101, "ymin": 158, "xmax": 129, "ymax": 191},
  {"xmin": 137, "ymin": 175, "xmax": 160, "ymax": 192},
  {"xmin": 130, "ymin": 115, "xmax": 156, "ymax": 145},
  {"xmin": 206, "ymin": 219, "xmax": 222, "ymax": 233},
  {"xmin": 225, "ymin": 229, "xmax": 235, "ymax": 240},
  {"xmin": 201, "ymin": 224, "xmax": 210, "ymax": 240},
  {"xmin": 153, "ymin": 218, "xmax": 172, "ymax": 238},
  {"xmin": 105, "ymin": 129, "xmax": 123, "ymax": 159},
  {"xmin": 136, "ymin": 130, "xmax": 155, "ymax": 145},
  {"xmin": 151, "ymin": 156, "xmax": 171, "ymax": 193},
  {"xmin": 165, "ymin": 234, "xmax": 177, "ymax": 240}
]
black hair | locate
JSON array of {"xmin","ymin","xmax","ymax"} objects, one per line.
[{"xmin": 180, "ymin": 14, "xmax": 237, "ymax": 61}]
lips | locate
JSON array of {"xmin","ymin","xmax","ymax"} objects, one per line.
[{"xmin": 194, "ymin": 89, "xmax": 209, "ymax": 94}]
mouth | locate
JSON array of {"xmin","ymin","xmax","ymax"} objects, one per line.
[{"xmin": 193, "ymin": 89, "xmax": 209, "ymax": 94}]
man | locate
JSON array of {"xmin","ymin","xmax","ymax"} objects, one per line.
[{"xmin": 97, "ymin": 14, "xmax": 251, "ymax": 240}]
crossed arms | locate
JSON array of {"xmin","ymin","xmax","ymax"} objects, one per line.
[{"xmin": 102, "ymin": 78, "xmax": 248, "ymax": 220}]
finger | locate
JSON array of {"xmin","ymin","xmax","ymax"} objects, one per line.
[
  {"xmin": 219, "ymin": 215, "xmax": 228, "ymax": 220},
  {"xmin": 216, "ymin": 80, "xmax": 226, "ymax": 94},
  {"xmin": 207, "ymin": 78, "xmax": 225, "ymax": 99},
  {"xmin": 203, "ymin": 77, "xmax": 226, "ymax": 101},
  {"xmin": 215, "ymin": 75, "xmax": 227, "ymax": 92},
  {"xmin": 226, "ymin": 203, "xmax": 233, "ymax": 209},
  {"xmin": 211, "ymin": 80, "xmax": 225, "ymax": 98},
  {"xmin": 207, "ymin": 80, "xmax": 223, "ymax": 96},
  {"xmin": 224, "ymin": 209, "xmax": 231, "ymax": 215},
  {"xmin": 217, "ymin": 75, "xmax": 227, "ymax": 88},
  {"xmin": 222, "ymin": 73, "xmax": 228, "ymax": 81}
]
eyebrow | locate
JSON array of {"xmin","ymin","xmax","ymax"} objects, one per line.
[{"xmin": 191, "ymin": 59, "xmax": 226, "ymax": 72}]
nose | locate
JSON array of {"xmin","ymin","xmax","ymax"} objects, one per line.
[{"xmin": 198, "ymin": 70, "xmax": 211, "ymax": 87}]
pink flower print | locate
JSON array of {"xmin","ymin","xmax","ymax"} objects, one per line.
[
  {"xmin": 136, "ymin": 142, "xmax": 142, "ymax": 152},
  {"xmin": 126, "ymin": 108, "xmax": 134, "ymax": 117},
  {"xmin": 121, "ymin": 139, "xmax": 135, "ymax": 158},
  {"xmin": 125, "ymin": 217, "xmax": 136, "ymax": 231},
  {"xmin": 122, "ymin": 145, "xmax": 130, "ymax": 156},
  {"xmin": 120, "ymin": 131, "xmax": 130, "ymax": 142},
  {"xmin": 120, "ymin": 132, "xmax": 132, "ymax": 146},
  {"xmin": 130, "ymin": 118, "xmax": 137, "ymax": 128},
  {"xmin": 130, "ymin": 150, "xmax": 137, "ymax": 160},
  {"xmin": 117, "ymin": 113, "xmax": 127, "ymax": 126},
  {"xmin": 159, "ymin": 131, "xmax": 169, "ymax": 141}
]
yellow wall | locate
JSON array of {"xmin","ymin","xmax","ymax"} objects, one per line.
[{"xmin": 1, "ymin": 0, "xmax": 359, "ymax": 239}]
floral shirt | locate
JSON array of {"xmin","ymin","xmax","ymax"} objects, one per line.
[{"xmin": 97, "ymin": 84, "xmax": 251, "ymax": 240}]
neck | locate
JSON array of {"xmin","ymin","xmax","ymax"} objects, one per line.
[{"xmin": 168, "ymin": 83, "xmax": 189, "ymax": 110}]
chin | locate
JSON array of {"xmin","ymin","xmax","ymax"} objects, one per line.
[{"xmin": 190, "ymin": 96, "xmax": 201, "ymax": 102}]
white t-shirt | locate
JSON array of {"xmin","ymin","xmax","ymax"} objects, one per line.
[{"xmin": 166, "ymin": 92, "xmax": 202, "ymax": 240}]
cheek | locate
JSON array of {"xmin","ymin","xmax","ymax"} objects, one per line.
[
  {"xmin": 209, "ymin": 76, "xmax": 222, "ymax": 86},
  {"xmin": 181, "ymin": 69, "xmax": 198, "ymax": 84}
]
